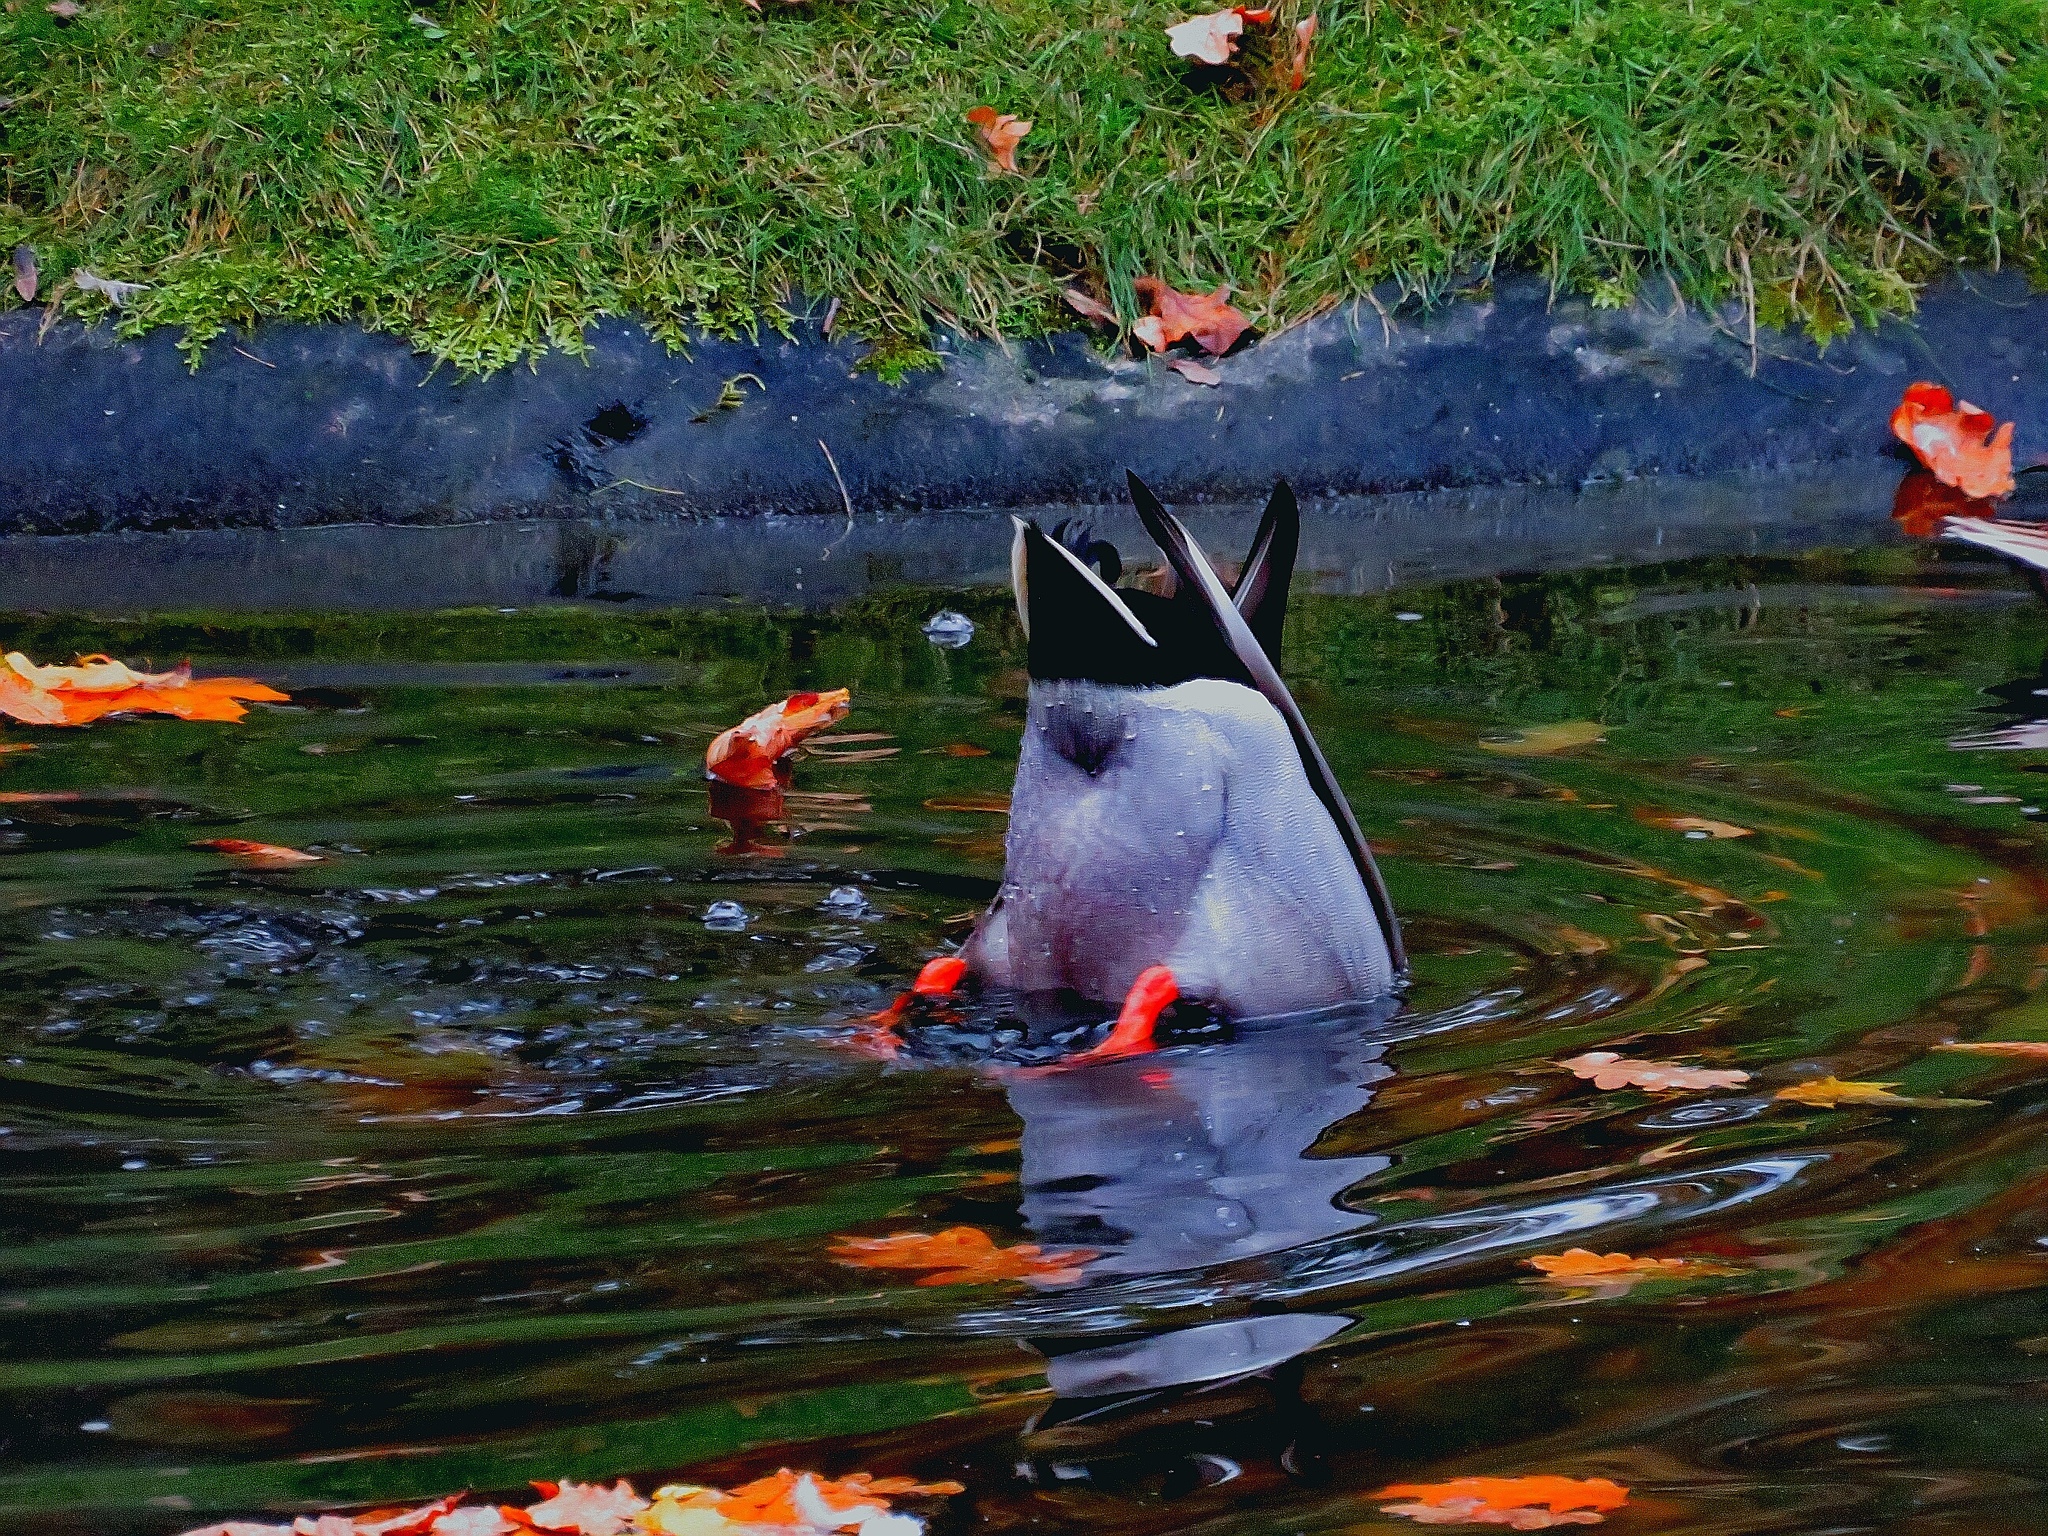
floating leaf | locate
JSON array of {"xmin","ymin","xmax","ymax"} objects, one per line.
[
  {"xmin": 1166, "ymin": 356, "xmax": 1222, "ymax": 387},
  {"xmin": 642, "ymin": 1470, "xmax": 963, "ymax": 1535},
  {"xmin": 963, "ymin": 106, "xmax": 1030, "ymax": 174},
  {"xmin": 1936, "ymin": 1040, "xmax": 2048, "ymax": 1058},
  {"xmin": 1774, "ymin": 1075, "xmax": 1986, "ymax": 1109},
  {"xmin": 1560, "ymin": 1051, "xmax": 1749, "ymax": 1092},
  {"xmin": 1890, "ymin": 381, "xmax": 2015, "ymax": 501},
  {"xmin": 1477, "ymin": 721, "xmax": 1604, "ymax": 755},
  {"xmin": 519, "ymin": 1479, "xmax": 647, "ymax": 1535},
  {"xmin": 705, "ymin": 689, "xmax": 851, "ymax": 789},
  {"xmin": 191, "ymin": 838, "xmax": 323, "ymax": 867},
  {"xmin": 0, "ymin": 652, "xmax": 287, "ymax": 727},
  {"xmin": 1131, "ymin": 277, "xmax": 1249, "ymax": 356},
  {"xmin": 830, "ymin": 1225, "xmax": 1093, "ymax": 1286},
  {"xmin": 11, "ymin": 244, "xmax": 36, "ymax": 303},
  {"xmin": 1527, "ymin": 1249, "xmax": 1740, "ymax": 1282},
  {"xmin": 926, "ymin": 742, "xmax": 989, "ymax": 757},
  {"xmin": 1288, "ymin": 13, "xmax": 1317, "ymax": 88},
  {"xmin": 1636, "ymin": 811, "xmax": 1751, "ymax": 839},
  {"xmin": 1376, "ymin": 1475, "xmax": 1629, "ymax": 1528}
]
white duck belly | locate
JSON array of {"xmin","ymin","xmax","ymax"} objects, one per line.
[{"xmin": 962, "ymin": 677, "xmax": 1395, "ymax": 1016}]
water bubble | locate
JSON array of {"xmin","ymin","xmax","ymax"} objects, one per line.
[
  {"xmin": 922, "ymin": 610, "xmax": 976, "ymax": 649},
  {"xmin": 702, "ymin": 901, "xmax": 750, "ymax": 932},
  {"xmin": 80, "ymin": 1421, "xmax": 110, "ymax": 1434},
  {"xmin": 820, "ymin": 885, "xmax": 872, "ymax": 917},
  {"xmin": 804, "ymin": 946, "xmax": 868, "ymax": 973},
  {"xmin": 1636, "ymin": 1097, "xmax": 1770, "ymax": 1130}
]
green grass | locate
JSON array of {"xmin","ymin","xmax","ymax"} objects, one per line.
[{"xmin": 2, "ymin": 0, "xmax": 2045, "ymax": 370}]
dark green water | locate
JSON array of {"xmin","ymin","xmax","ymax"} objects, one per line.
[{"xmin": 9, "ymin": 547, "xmax": 2048, "ymax": 1535}]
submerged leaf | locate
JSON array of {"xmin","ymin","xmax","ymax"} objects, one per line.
[
  {"xmin": 1774, "ymin": 1075, "xmax": 1987, "ymax": 1109},
  {"xmin": 1527, "ymin": 1248, "xmax": 1739, "ymax": 1281},
  {"xmin": 830, "ymin": 1225, "xmax": 1093, "ymax": 1286},
  {"xmin": 192, "ymin": 838, "xmax": 323, "ymax": 867},
  {"xmin": 705, "ymin": 689, "xmax": 852, "ymax": 789},
  {"xmin": 1477, "ymin": 721, "xmax": 1605, "ymax": 755},
  {"xmin": 1636, "ymin": 810, "xmax": 1751, "ymax": 839},
  {"xmin": 1936, "ymin": 1040, "xmax": 2048, "ymax": 1058},
  {"xmin": 1890, "ymin": 381, "xmax": 2016, "ymax": 501},
  {"xmin": 1560, "ymin": 1051, "xmax": 1749, "ymax": 1092},
  {"xmin": 963, "ymin": 106, "xmax": 1030, "ymax": 174},
  {"xmin": 1377, "ymin": 1475, "xmax": 1628, "ymax": 1528}
]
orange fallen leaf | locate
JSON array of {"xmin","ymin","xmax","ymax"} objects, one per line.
[
  {"xmin": 642, "ymin": 1470, "xmax": 965, "ymax": 1534},
  {"xmin": 1560, "ymin": 1051, "xmax": 1749, "ymax": 1092},
  {"xmin": 1891, "ymin": 381, "xmax": 2016, "ymax": 501},
  {"xmin": 705, "ymin": 689, "xmax": 851, "ymax": 789},
  {"xmin": 964, "ymin": 106, "xmax": 1030, "ymax": 174},
  {"xmin": 1891, "ymin": 467, "xmax": 1997, "ymax": 538},
  {"xmin": 178, "ymin": 1494, "xmax": 467, "ymax": 1536},
  {"xmin": 926, "ymin": 741, "xmax": 990, "ymax": 757},
  {"xmin": 1288, "ymin": 13, "xmax": 1317, "ymax": 88},
  {"xmin": 1377, "ymin": 1475, "xmax": 1628, "ymax": 1528},
  {"xmin": 1131, "ymin": 277, "xmax": 1249, "ymax": 356},
  {"xmin": 1166, "ymin": 356, "xmax": 1222, "ymax": 387},
  {"xmin": 1165, "ymin": 5, "xmax": 1270, "ymax": 63},
  {"xmin": 0, "ymin": 741, "xmax": 33, "ymax": 755},
  {"xmin": 830, "ymin": 1225, "xmax": 1094, "ymax": 1286},
  {"xmin": 513, "ymin": 1480, "xmax": 646, "ymax": 1536},
  {"xmin": 1774, "ymin": 1075, "xmax": 1986, "ymax": 1109},
  {"xmin": 1936, "ymin": 1040, "xmax": 2048, "ymax": 1058},
  {"xmin": 1527, "ymin": 1248, "xmax": 1739, "ymax": 1281},
  {"xmin": 191, "ymin": 838, "xmax": 324, "ymax": 867},
  {"xmin": 0, "ymin": 652, "xmax": 287, "ymax": 727}
]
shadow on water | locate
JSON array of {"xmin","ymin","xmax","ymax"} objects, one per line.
[{"xmin": 11, "ymin": 477, "xmax": 2048, "ymax": 1532}]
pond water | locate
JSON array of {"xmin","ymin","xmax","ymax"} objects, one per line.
[{"xmin": 9, "ymin": 534, "xmax": 2048, "ymax": 1535}]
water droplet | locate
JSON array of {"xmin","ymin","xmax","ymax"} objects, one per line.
[{"xmin": 702, "ymin": 901, "xmax": 750, "ymax": 932}]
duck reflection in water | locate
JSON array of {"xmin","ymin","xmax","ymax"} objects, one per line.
[{"xmin": 999, "ymin": 1003, "xmax": 1398, "ymax": 1482}]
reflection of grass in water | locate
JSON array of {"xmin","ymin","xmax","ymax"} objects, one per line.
[{"xmin": 6, "ymin": 553, "xmax": 2048, "ymax": 1522}]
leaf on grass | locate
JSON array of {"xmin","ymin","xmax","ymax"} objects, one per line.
[
  {"xmin": 73, "ymin": 267, "xmax": 149, "ymax": 306},
  {"xmin": 0, "ymin": 652, "xmax": 288, "ymax": 727},
  {"xmin": 1166, "ymin": 356, "xmax": 1222, "ymax": 387},
  {"xmin": 1477, "ymin": 721, "xmax": 1604, "ymax": 755},
  {"xmin": 11, "ymin": 244, "xmax": 35, "ymax": 303},
  {"xmin": 192, "ymin": 838, "xmax": 323, "ymax": 867},
  {"xmin": 1131, "ymin": 277, "xmax": 1249, "ymax": 356},
  {"xmin": 1164, "ymin": 6, "xmax": 1270, "ymax": 63},
  {"xmin": 1560, "ymin": 1051, "xmax": 1749, "ymax": 1092},
  {"xmin": 1890, "ymin": 382, "xmax": 2016, "ymax": 501},
  {"xmin": 830, "ymin": 1226, "xmax": 1094, "ymax": 1286},
  {"xmin": 1288, "ymin": 14, "xmax": 1317, "ymax": 88},
  {"xmin": 963, "ymin": 106, "xmax": 1030, "ymax": 174},
  {"xmin": 1063, "ymin": 288, "xmax": 1116, "ymax": 325},
  {"xmin": 1526, "ymin": 1248, "xmax": 1739, "ymax": 1282},
  {"xmin": 408, "ymin": 10, "xmax": 447, "ymax": 35},
  {"xmin": 1936, "ymin": 1040, "xmax": 2048, "ymax": 1058},
  {"xmin": 1376, "ymin": 1476, "xmax": 1629, "ymax": 1528},
  {"xmin": 45, "ymin": 1, "xmax": 80, "ymax": 17},
  {"xmin": 1774, "ymin": 1075, "xmax": 1987, "ymax": 1109},
  {"xmin": 705, "ymin": 689, "xmax": 851, "ymax": 789},
  {"xmin": 1636, "ymin": 810, "xmax": 1751, "ymax": 839}
]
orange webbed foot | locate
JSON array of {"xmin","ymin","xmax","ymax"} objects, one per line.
[{"xmin": 1071, "ymin": 966, "xmax": 1179, "ymax": 1064}]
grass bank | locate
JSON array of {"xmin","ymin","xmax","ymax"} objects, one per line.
[{"xmin": 3, "ymin": 0, "xmax": 2045, "ymax": 370}]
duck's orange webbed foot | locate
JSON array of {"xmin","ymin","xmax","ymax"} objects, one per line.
[
  {"xmin": 1071, "ymin": 965, "xmax": 1179, "ymax": 1064},
  {"xmin": 849, "ymin": 955, "xmax": 969, "ymax": 1058}
]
